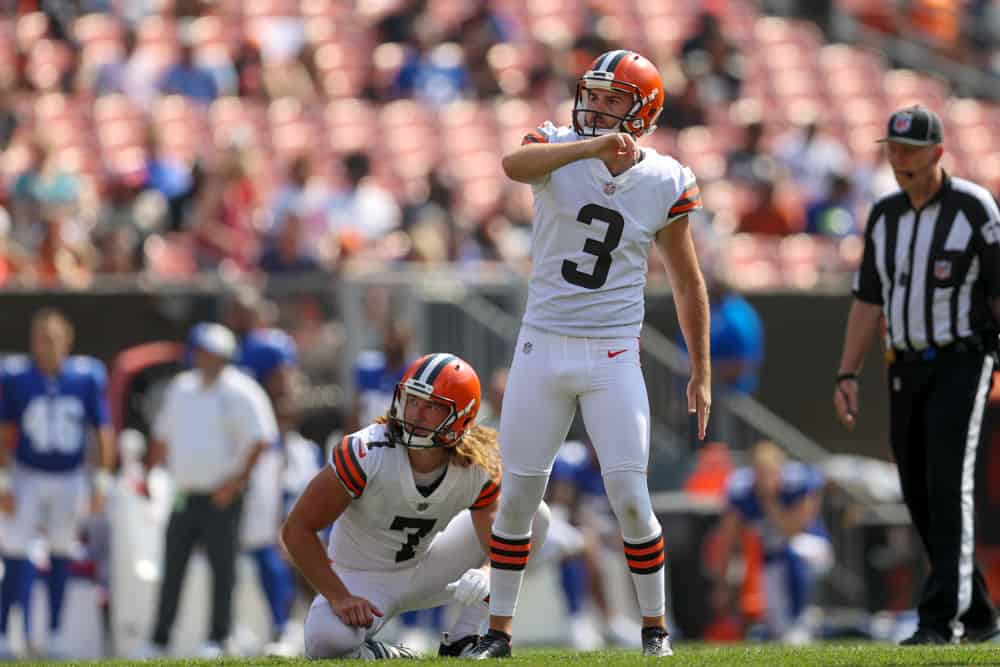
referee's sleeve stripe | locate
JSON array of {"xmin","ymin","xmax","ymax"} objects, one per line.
[{"xmin": 333, "ymin": 437, "xmax": 366, "ymax": 497}]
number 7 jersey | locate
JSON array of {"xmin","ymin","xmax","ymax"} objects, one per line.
[
  {"xmin": 326, "ymin": 423, "xmax": 499, "ymax": 571},
  {"xmin": 521, "ymin": 122, "xmax": 702, "ymax": 338}
]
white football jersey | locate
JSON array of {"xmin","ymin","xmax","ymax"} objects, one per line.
[
  {"xmin": 521, "ymin": 122, "xmax": 702, "ymax": 338},
  {"xmin": 327, "ymin": 423, "xmax": 499, "ymax": 571}
]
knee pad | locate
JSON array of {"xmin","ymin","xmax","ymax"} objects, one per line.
[
  {"xmin": 303, "ymin": 598, "xmax": 365, "ymax": 659},
  {"xmin": 494, "ymin": 473, "xmax": 548, "ymax": 537},
  {"xmin": 602, "ymin": 470, "xmax": 659, "ymax": 541}
]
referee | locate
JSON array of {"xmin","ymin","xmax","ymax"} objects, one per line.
[{"xmin": 834, "ymin": 105, "xmax": 1000, "ymax": 645}]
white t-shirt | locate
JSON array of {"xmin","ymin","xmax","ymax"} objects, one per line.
[
  {"xmin": 326, "ymin": 423, "xmax": 499, "ymax": 571},
  {"xmin": 521, "ymin": 122, "xmax": 702, "ymax": 338},
  {"xmin": 153, "ymin": 367, "xmax": 278, "ymax": 492}
]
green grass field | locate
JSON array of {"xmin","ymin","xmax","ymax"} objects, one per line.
[{"xmin": 11, "ymin": 644, "xmax": 1000, "ymax": 666}]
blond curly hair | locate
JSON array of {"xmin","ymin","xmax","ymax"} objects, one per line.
[{"xmin": 376, "ymin": 417, "xmax": 502, "ymax": 480}]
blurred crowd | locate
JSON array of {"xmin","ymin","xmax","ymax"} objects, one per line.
[
  {"xmin": 0, "ymin": 0, "xmax": 997, "ymax": 291},
  {"xmin": 840, "ymin": 0, "xmax": 1000, "ymax": 72}
]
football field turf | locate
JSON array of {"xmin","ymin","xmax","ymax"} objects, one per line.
[{"xmin": 13, "ymin": 644, "xmax": 1000, "ymax": 666}]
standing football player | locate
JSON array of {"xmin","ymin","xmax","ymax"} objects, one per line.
[
  {"xmin": 467, "ymin": 50, "xmax": 711, "ymax": 659},
  {"xmin": 281, "ymin": 353, "xmax": 550, "ymax": 659},
  {"xmin": 0, "ymin": 309, "xmax": 115, "ymax": 659}
]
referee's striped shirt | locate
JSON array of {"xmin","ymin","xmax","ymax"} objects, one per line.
[{"xmin": 853, "ymin": 174, "xmax": 1000, "ymax": 352}]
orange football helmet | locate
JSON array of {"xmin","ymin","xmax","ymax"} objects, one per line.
[
  {"xmin": 573, "ymin": 50, "xmax": 664, "ymax": 138},
  {"xmin": 388, "ymin": 353, "xmax": 482, "ymax": 449}
]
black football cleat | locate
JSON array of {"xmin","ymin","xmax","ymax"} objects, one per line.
[
  {"xmin": 964, "ymin": 623, "xmax": 1000, "ymax": 643},
  {"xmin": 641, "ymin": 627, "xmax": 674, "ymax": 657},
  {"xmin": 439, "ymin": 632, "xmax": 480, "ymax": 657},
  {"xmin": 464, "ymin": 630, "xmax": 512, "ymax": 659},
  {"xmin": 360, "ymin": 638, "xmax": 419, "ymax": 659},
  {"xmin": 899, "ymin": 627, "xmax": 950, "ymax": 645}
]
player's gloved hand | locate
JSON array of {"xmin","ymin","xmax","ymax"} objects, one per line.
[{"xmin": 446, "ymin": 568, "xmax": 489, "ymax": 605}]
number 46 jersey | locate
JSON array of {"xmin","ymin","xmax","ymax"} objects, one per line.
[
  {"xmin": 0, "ymin": 354, "xmax": 109, "ymax": 472},
  {"xmin": 521, "ymin": 122, "xmax": 702, "ymax": 339},
  {"xmin": 327, "ymin": 423, "xmax": 499, "ymax": 572}
]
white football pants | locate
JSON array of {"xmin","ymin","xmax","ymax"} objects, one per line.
[
  {"xmin": 499, "ymin": 325, "xmax": 650, "ymax": 476},
  {"xmin": 304, "ymin": 504, "xmax": 550, "ymax": 658},
  {"xmin": 4, "ymin": 465, "xmax": 88, "ymax": 557}
]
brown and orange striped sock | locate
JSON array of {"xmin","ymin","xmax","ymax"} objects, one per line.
[
  {"xmin": 623, "ymin": 532, "xmax": 666, "ymax": 617},
  {"xmin": 487, "ymin": 532, "xmax": 531, "ymax": 617}
]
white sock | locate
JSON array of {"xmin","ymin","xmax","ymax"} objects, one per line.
[
  {"xmin": 448, "ymin": 602, "xmax": 488, "ymax": 640},
  {"xmin": 623, "ymin": 531, "xmax": 666, "ymax": 618}
]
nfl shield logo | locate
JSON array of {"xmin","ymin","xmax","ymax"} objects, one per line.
[
  {"xmin": 934, "ymin": 260, "xmax": 951, "ymax": 280},
  {"xmin": 604, "ymin": 181, "xmax": 616, "ymax": 195},
  {"xmin": 417, "ymin": 503, "xmax": 429, "ymax": 512},
  {"xmin": 893, "ymin": 112, "xmax": 913, "ymax": 134}
]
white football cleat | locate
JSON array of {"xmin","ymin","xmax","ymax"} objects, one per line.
[
  {"xmin": 133, "ymin": 640, "xmax": 166, "ymax": 660},
  {"xmin": 197, "ymin": 641, "xmax": 224, "ymax": 659},
  {"xmin": 44, "ymin": 630, "xmax": 71, "ymax": 659},
  {"xmin": 569, "ymin": 616, "xmax": 604, "ymax": 651},
  {"xmin": 0, "ymin": 634, "xmax": 17, "ymax": 660},
  {"xmin": 606, "ymin": 613, "xmax": 643, "ymax": 648},
  {"xmin": 641, "ymin": 627, "xmax": 673, "ymax": 657},
  {"xmin": 264, "ymin": 638, "xmax": 300, "ymax": 657}
]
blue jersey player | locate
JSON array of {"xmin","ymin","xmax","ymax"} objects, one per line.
[
  {"xmin": 711, "ymin": 441, "xmax": 832, "ymax": 644},
  {"xmin": 0, "ymin": 309, "xmax": 115, "ymax": 659},
  {"xmin": 237, "ymin": 328, "xmax": 298, "ymax": 399},
  {"xmin": 223, "ymin": 291, "xmax": 300, "ymax": 653}
]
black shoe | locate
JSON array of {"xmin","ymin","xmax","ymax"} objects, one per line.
[
  {"xmin": 899, "ymin": 627, "xmax": 950, "ymax": 645},
  {"xmin": 964, "ymin": 623, "xmax": 1000, "ymax": 643},
  {"xmin": 464, "ymin": 630, "xmax": 512, "ymax": 659},
  {"xmin": 439, "ymin": 632, "xmax": 480, "ymax": 657},
  {"xmin": 361, "ymin": 639, "xmax": 419, "ymax": 659},
  {"xmin": 641, "ymin": 627, "xmax": 673, "ymax": 657}
]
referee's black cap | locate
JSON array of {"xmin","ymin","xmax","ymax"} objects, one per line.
[{"xmin": 877, "ymin": 105, "xmax": 943, "ymax": 146}]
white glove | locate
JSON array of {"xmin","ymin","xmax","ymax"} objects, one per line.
[{"xmin": 445, "ymin": 568, "xmax": 489, "ymax": 606}]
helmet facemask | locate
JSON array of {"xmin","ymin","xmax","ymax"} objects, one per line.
[
  {"xmin": 573, "ymin": 74, "xmax": 645, "ymax": 138},
  {"xmin": 389, "ymin": 378, "xmax": 464, "ymax": 449}
]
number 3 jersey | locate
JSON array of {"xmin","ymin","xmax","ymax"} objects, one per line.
[
  {"xmin": 521, "ymin": 122, "xmax": 702, "ymax": 338},
  {"xmin": 0, "ymin": 354, "xmax": 110, "ymax": 472},
  {"xmin": 327, "ymin": 423, "xmax": 499, "ymax": 571}
]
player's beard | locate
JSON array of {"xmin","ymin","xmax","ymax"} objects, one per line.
[{"xmin": 577, "ymin": 109, "xmax": 621, "ymax": 136}]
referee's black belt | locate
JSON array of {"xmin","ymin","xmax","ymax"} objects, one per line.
[{"xmin": 886, "ymin": 335, "xmax": 990, "ymax": 364}]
